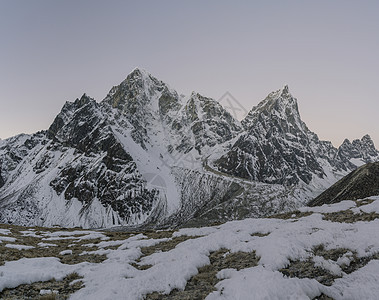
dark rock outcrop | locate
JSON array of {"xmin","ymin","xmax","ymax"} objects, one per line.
[
  {"xmin": 0, "ymin": 168, "xmax": 4, "ymax": 189},
  {"xmin": 309, "ymin": 162, "xmax": 379, "ymax": 206},
  {"xmin": 215, "ymin": 86, "xmax": 325, "ymax": 185}
]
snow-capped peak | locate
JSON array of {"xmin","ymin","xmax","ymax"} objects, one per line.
[
  {"xmin": 122, "ymin": 67, "xmax": 159, "ymax": 90},
  {"xmin": 241, "ymin": 85, "xmax": 299, "ymax": 131},
  {"xmin": 342, "ymin": 138, "xmax": 351, "ymax": 145},
  {"xmin": 129, "ymin": 67, "xmax": 150, "ymax": 75},
  {"xmin": 125, "ymin": 67, "xmax": 156, "ymax": 83},
  {"xmin": 102, "ymin": 67, "xmax": 172, "ymax": 113},
  {"xmin": 76, "ymin": 93, "xmax": 94, "ymax": 105},
  {"xmin": 266, "ymin": 84, "xmax": 293, "ymax": 101},
  {"xmin": 281, "ymin": 84, "xmax": 290, "ymax": 93},
  {"xmin": 361, "ymin": 134, "xmax": 374, "ymax": 146}
]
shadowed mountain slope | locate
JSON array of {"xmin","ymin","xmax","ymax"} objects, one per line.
[{"xmin": 309, "ymin": 162, "xmax": 379, "ymax": 206}]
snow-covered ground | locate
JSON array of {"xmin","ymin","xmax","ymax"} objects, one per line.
[{"xmin": 1, "ymin": 196, "xmax": 379, "ymax": 299}]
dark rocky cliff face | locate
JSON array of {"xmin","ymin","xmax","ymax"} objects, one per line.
[
  {"xmin": 172, "ymin": 92, "xmax": 242, "ymax": 154},
  {"xmin": 0, "ymin": 168, "xmax": 4, "ymax": 189},
  {"xmin": 214, "ymin": 86, "xmax": 379, "ymax": 186},
  {"xmin": 309, "ymin": 162, "xmax": 379, "ymax": 206},
  {"xmin": 215, "ymin": 86, "xmax": 324, "ymax": 185},
  {"xmin": 46, "ymin": 93, "xmax": 161, "ymax": 223},
  {"xmin": 102, "ymin": 69, "xmax": 174, "ymax": 149},
  {"xmin": 333, "ymin": 135, "xmax": 379, "ymax": 171}
]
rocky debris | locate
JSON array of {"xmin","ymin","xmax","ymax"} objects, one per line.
[{"xmin": 309, "ymin": 162, "xmax": 379, "ymax": 206}]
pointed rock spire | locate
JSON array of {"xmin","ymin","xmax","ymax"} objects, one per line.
[{"xmin": 241, "ymin": 85, "xmax": 300, "ymax": 131}]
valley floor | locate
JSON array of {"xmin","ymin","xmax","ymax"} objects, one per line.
[{"xmin": 1, "ymin": 196, "xmax": 379, "ymax": 299}]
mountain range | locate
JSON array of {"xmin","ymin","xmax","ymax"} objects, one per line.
[{"xmin": 1, "ymin": 68, "xmax": 378, "ymax": 228}]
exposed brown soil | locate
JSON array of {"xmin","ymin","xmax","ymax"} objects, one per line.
[
  {"xmin": 269, "ymin": 210, "xmax": 313, "ymax": 220},
  {"xmin": 139, "ymin": 235, "xmax": 199, "ymax": 258},
  {"xmin": 280, "ymin": 245, "xmax": 351, "ymax": 286},
  {"xmin": 323, "ymin": 210, "xmax": 379, "ymax": 223},
  {"xmin": 145, "ymin": 249, "xmax": 259, "ymax": 299},
  {"xmin": 0, "ymin": 272, "xmax": 83, "ymax": 300}
]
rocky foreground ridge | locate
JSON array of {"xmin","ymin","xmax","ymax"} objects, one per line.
[
  {"xmin": 309, "ymin": 162, "xmax": 379, "ymax": 207},
  {"xmin": 0, "ymin": 68, "xmax": 378, "ymax": 228}
]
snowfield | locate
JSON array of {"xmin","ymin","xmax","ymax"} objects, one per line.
[{"xmin": 1, "ymin": 196, "xmax": 379, "ymax": 299}]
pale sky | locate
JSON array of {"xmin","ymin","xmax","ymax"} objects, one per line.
[{"xmin": 0, "ymin": 0, "xmax": 378, "ymax": 147}]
